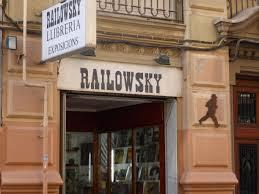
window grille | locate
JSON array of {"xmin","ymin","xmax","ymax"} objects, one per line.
[
  {"xmin": 238, "ymin": 92, "xmax": 256, "ymax": 124},
  {"xmin": 97, "ymin": 0, "xmax": 183, "ymax": 22}
]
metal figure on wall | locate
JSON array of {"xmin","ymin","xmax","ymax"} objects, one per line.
[{"xmin": 199, "ymin": 94, "xmax": 219, "ymax": 128}]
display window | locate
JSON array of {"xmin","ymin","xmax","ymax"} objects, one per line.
[
  {"xmin": 61, "ymin": 94, "xmax": 165, "ymax": 194},
  {"xmin": 65, "ymin": 132, "xmax": 94, "ymax": 194}
]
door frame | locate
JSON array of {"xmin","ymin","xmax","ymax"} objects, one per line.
[
  {"xmin": 233, "ymin": 78, "xmax": 259, "ymax": 194},
  {"xmin": 60, "ymin": 92, "xmax": 173, "ymax": 194}
]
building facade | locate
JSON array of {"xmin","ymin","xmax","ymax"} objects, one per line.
[{"xmin": 0, "ymin": 0, "xmax": 259, "ymax": 194}]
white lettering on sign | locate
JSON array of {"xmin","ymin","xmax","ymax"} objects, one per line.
[
  {"xmin": 42, "ymin": 0, "xmax": 96, "ymax": 62},
  {"xmin": 58, "ymin": 58, "xmax": 183, "ymax": 97}
]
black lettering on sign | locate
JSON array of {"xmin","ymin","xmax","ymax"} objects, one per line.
[
  {"xmin": 63, "ymin": 4, "xmax": 69, "ymax": 21},
  {"xmin": 77, "ymin": 0, "xmax": 81, "ymax": 15},
  {"xmin": 80, "ymin": 68, "xmax": 90, "ymax": 89},
  {"xmin": 78, "ymin": 68, "xmax": 163, "ymax": 95},
  {"xmin": 51, "ymin": 11, "xmax": 54, "ymax": 27},
  {"xmin": 46, "ymin": 0, "xmax": 82, "ymax": 29},
  {"xmin": 47, "ymin": 12, "xmax": 50, "ymax": 28},
  {"xmin": 123, "ymin": 71, "xmax": 134, "ymax": 92},
  {"xmin": 69, "ymin": 1, "xmax": 73, "ymax": 19},
  {"xmin": 145, "ymin": 73, "xmax": 153, "ymax": 93},
  {"xmin": 54, "ymin": 8, "xmax": 57, "ymax": 25},
  {"xmin": 91, "ymin": 69, "xmax": 99, "ymax": 89},
  {"xmin": 135, "ymin": 72, "xmax": 144, "ymax": 92},
  {"xmin": 100, "ymin": 69, "xmax": 105, "ymax": 90},
  {"xmin": 115, "ymin": 71, "xmax": 122, "ymax": 91},
  {"xmin": 106, "ymin": 70, "xmax": 114, "ymax": 91},
  {"xmin": 72, "ymin": 0, "xmax": 77, "ymax": 17},
  {"xmin": 154, "ymin": 74, "xmax": 162, "ymax": 93}
]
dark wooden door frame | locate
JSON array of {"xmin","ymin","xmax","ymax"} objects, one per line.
[{"xmin": 234, "ymin": 79, "xmax": 259, "ymax": 194}]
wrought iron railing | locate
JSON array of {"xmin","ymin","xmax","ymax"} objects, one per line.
[
  {"xmin": 97, "ymin": 0, "xmax": 184, "ymax": 22},
  {"xmin": 227, "ymin": 0, "xmax": 258, "ymax": 18}
]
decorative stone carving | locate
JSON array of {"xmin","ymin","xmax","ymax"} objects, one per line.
[
  {"xmin": 229, "ymin": 47, "xmax": 259, "ymax": 60},
  {"xmin": 96, "ymin": 42, "xmax": 180, "ymax": 58},
  {"xmin": 137, "ymin": 47, "xmax": 145, "ymax": 55}
]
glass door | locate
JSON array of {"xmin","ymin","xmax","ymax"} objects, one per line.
[
  {"xmin": 135, "ymin": 127, "xmax": 160, "ymax": 194},
  {"xmin": 111, "ymin": 130, "xmax": 132, "ymax": 194},
  {"xmin": 97, "ymin": 129, "xmax": 133, "ymax": 194},
  {"xmin": 97, "ymin": 126, "xmax": 162, "ymax": 194},
  {"xmin": 65, "ymin": 132, "xmax": 94, "ymax": 194}
]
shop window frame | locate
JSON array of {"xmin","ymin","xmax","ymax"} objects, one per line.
[
  {"xmin": 96, "ymin": 124, "xmax": 165, "ymax": 194},
  {"xmin": 61, "ymin": 96, "xmax": 166, "ymax": 194}
]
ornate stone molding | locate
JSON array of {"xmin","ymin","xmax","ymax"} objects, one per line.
[
  {"xmin": 230, "ymin": 46, "xmax": 259, "ymax": 60},
  {"xmin": 96, "ymin": 42, "xmax": 180, "ymax": 58},
  {"xmin": 180, "ymin": 172, "xmax": 238, "ymax": 192},
  {"xmin": 82, "ymin": 42, "xmax": 182, "ymax": 67},
  {"xmin": 1, "ymin": 170, "xmax": 62, "ymax": 193},
  {"xmin": 97, "ymin": 12, "xmax": 185, "ymax": 46}
]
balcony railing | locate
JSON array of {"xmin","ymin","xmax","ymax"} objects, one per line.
[
  {"xmin": 227, "ymin": 0, "xmax": 258, "ymax": 18},
  {"xmin": 97, "ymin": 0, "xmax": 184, "ymax": 22}
]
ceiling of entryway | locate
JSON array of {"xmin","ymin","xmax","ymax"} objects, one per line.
[{"xmin": 66, "ymin": 94, "xmax": 154, "ymax": 112}]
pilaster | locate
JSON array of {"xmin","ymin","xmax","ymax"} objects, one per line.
[
  {"xmin": 184, "ymin": 0, "xmax": 228, "ymax": 41},
  {"xmin": 179, "ymin": 49, "xmax": 238, "ymax": 193},
  {"xmin": 0, "ymin": 31, "xmax": 62, "ymax": 193}
]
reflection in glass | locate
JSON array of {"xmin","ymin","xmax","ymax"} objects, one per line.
[
  {"xmin": 240, "ymin": 144, "xmax": 257, "ymax": 194},
  {"xmin": 238, "ymin": 93, "xmax": 256, "ymax": 124},
  {"xmin": 65, "ymin": 132, "xmax": 93, "ymax": 194},
  {"xmin": 111, "ymin": 130, "xmax": 132, "ymax": 194},
  {"xmin": 135, "ymin": 127, "xmax": 160, "ymax": 194},
  {"xmin": 98, "ymin": 133, "xmax": 108, "ymax": 194}
]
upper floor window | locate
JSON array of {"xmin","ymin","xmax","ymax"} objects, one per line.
[
  {"xmin": 97, "ymin": 0, "xmax": 183, "ymax": 22},
  {"xmin": 238, "ymin": 92, "xmax": 256, "ymax": 124},
  {"xmin": 234, "ymin": 78, "xmax": 259, "ymax": 138}
]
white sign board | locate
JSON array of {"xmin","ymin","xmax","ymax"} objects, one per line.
[
  {"xmin": 42, "ymin": 0, "xmax": 96, "ymax": 62},
  {"xmin": 58, "ymin": 58, "xmax": 182, "ymax": 97}
]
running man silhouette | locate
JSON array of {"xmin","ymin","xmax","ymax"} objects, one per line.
[{"xmin": 199, "ymin": 94, "xmax": 219, "ymax": 128}]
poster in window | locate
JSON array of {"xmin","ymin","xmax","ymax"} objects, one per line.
[
  {"xmin": 148, "ymin": 165, "xmax": 160, "ymax": 180},
  {"xmin": 139, "ymin": 165, "xmax": 149, "ymax": 180},
  {"xmin": 144, "ymin": 128, "xmax": 154, "ymax": 145},
  {"xmin": 114, "ymin": 148, "xmax": 125, "ymax": 164},
  {"xmin": 125, "ymin": 166, "xmax": 132, "ymax": 181},
  {"xmin": 143, "ymin": 181, "xmax": 159, "ymax": 194},
  {"xmin": 114, "ymin": 168, "xmax": 127, "ymax": 181}
]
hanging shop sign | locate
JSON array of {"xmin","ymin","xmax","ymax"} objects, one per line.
[
  {"xmin": 41, "ymin": 0, "xmax": 96, "ymax": 62},
  {"xmin": 58, "ymin": 58, "xmax": 182, "ymax": 97}
]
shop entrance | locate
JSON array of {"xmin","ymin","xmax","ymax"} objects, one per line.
[
  {"xmin": 233, "ymin": 77, "xmax": 259, "ymax": 194},
  {"xmin": 61, "ymin": 93, "xmax": 166, "ymax": 194}
]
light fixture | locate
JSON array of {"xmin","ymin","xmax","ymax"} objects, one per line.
[
  {"xmin": 154, "ymin": 54, "xmax": 170, "ymax": 65},
  {"xmin": 6, "ymin": 35, "xmax": 17, "ymax": 50},
  {"xmin": 80, "ymin": 48, "xmax": 96, "ymax": 57}
]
